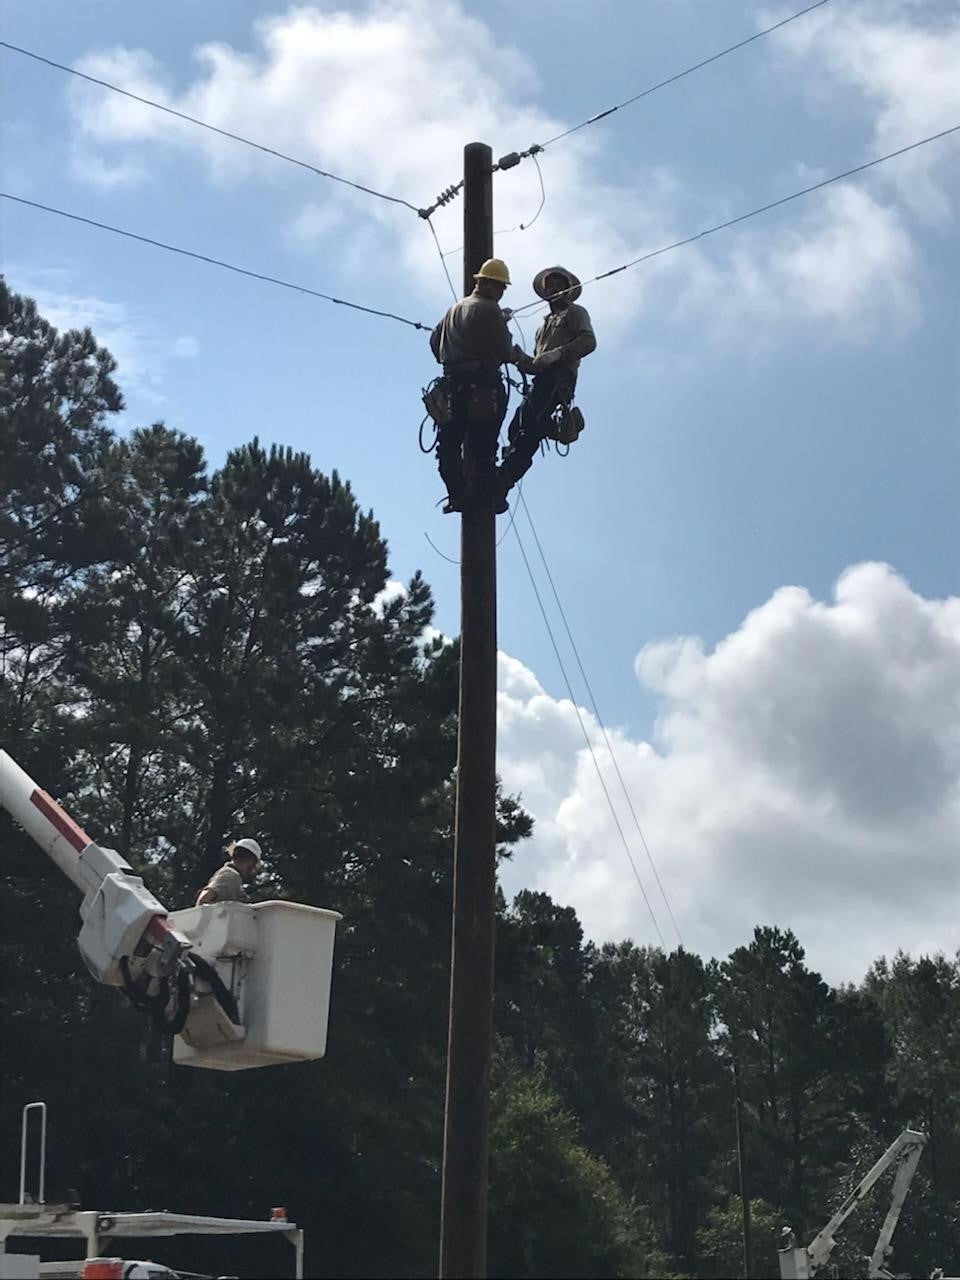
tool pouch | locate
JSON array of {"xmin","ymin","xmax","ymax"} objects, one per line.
[
  {"xmin": 423, "ymin": 377, "xmax": 453, "ymax": 427},
  {"xmin": 546, "ymin": 405, "xmax": 585, "ymax": 445}
]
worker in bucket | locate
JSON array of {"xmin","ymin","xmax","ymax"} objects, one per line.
[
  {"xmin": 195, "ymin": 837, "xmax": 262, "ymax": 906},
  {"xmin": 428, "ymin": 258, "xmax": 514, "ymax": 514},
  {"xmin": 499, "ymin": 266, "xmax": 596, "ymax": 494}
]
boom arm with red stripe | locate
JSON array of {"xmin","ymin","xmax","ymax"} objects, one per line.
[{"xmin": 0, "ymin": 749, "xmax": 190, "ymax": 992}]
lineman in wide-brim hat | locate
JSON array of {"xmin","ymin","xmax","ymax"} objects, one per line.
[
  {"xmin": 533, "ymin": 265, "xmax": 583, "ymax": 303},
  {"xmin": 499, "ymin": 266, "xmax": 596, "ymax": 494}
]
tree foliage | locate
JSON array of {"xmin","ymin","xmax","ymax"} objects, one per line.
[{"xmin": 2, "ymin": 283, "xmax": 958, "ymax": 1278}]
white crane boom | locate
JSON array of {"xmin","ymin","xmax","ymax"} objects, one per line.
[
  {"xmin": 778, "ymin": 1128, "xmax": 927, "ymax": 1279},
  {"xmin": 0, "ymin": 750, "xmax": 193, "ymax": 1005},
  {"xmin": 1, "ymin": 748, "xmax": 341, "ymax": 1070}
]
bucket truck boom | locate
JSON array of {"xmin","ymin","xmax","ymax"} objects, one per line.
[
  {"xmin": 0, "ymin": 749, "xmax": 341, "ymax": 1070},
  {"xmin": 778, "ymin": 1127, "xmax": 927, "ymax": 1279},
  {"xmin": 0, "ymin": 749, "xmax": 201, "ymax": 1031}
]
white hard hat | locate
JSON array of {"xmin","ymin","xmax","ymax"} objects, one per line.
[{"xmin": 232, "ymin": 837, "xmax": 262, "ymax": 862}]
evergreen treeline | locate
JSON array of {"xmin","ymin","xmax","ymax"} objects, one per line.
[{"xmin": 1, "ymin": 279, "xmax": 957, "ymax": 1278}]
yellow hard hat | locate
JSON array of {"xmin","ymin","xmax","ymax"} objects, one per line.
[{"xmin": 474, "ymin": 258, "xmax": 511, "ymax": 286}]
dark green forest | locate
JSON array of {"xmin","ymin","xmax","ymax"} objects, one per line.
[{"xmin": 1, "ymin": 278, "xmax": 958, "ymax": 1278}]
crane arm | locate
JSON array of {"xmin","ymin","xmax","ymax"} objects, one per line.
[
  {"xmin": 0, "ymin": 749, "xmax": 228, "ymax": 1034},
  {"xmin": 805, "ymin": 1129, "xmax": 927, "ymax": 1274},
  {"xmin": 868, "ymin": 1136, "xmax": 926, "ymax": 1278}
]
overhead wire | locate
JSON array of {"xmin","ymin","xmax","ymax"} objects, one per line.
[
  {"xmin": 495, "ymin": 475, "xmax": 526, "ymax": 551},
  {"xmin": 11, "ymin": 14, "xmax": 945, "ymax": 944},
  {"xmin": 0, "ymin": 39, "xmax": 422, "ymax": 213},
  {"xmin": 538, "ymin": 0, "xmax": 832, "ymax": 149},
  {"xmin": 422, "ymin": 476, "xmax": 525, "ymax": 567},
  {"xmin": 510, "ymin": 518, "xmax": 667, "ymax": 948},
  {"xmin": 517, "ymin": 490, "xmax": 683, "ymax": 947},
  {"xmin": 425, "ymin": 1, "xmax": 831, "ymax": 203},
  {"xmin": 0, "ymin": 193, "xmax": 431, "ymax": 330},
  {"xmin": 508, "ymin": 125, "xmax": 960, "ymax": 318},
  {"xmin": 440, "ymin": 156, "xmax": 548, "ymax": 259},
  {"xmin": 1, "ymin": 36, "xmax": 474, "ymax": 312}
]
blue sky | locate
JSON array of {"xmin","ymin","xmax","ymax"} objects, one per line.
[{"xmin": 3, "ymin": 0, "xmax": 958, "ymax": 979}]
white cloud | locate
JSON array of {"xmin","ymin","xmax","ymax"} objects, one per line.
[
  {"xmin": 61, "ymin": 0, "xmax": 952, "ymax": 343},
  {"xmin": 677, "ymin": 182, "xmax": 919, "ymax": 341},
  {"xmin": 12, "ymin": 270, "xmax": 192, "ymax": 404},
  {"xmin": 288, "ymin": 202, "xmax": 348, "ymax": 247},
  {"xmin": 372, "ymin": 578, "xmax": 407, "ymax": 613},
  {"xmin": 768, "ymin": 0, "xmax": 960, "ymax": 221},
  {"xmin": 497, "ymin": 563, "xmax": 960, "ymax": 983},
  {"xmin": 172, "ymin": 334, "xmax": 199, "ymax": 358}
]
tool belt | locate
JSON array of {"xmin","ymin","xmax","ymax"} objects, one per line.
[
  {"xmin": 464, "ymin": 384, "xmax": 503, "ymax": 424},
  {"xmin": 425, "ymin": 367, "xmax": 505, "ymax": 428}
]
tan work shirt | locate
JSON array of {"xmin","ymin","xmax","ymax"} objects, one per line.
[
  {"xmin": 430, "ymin": 290, "xmax": 513, "ymax": 370},
  {"xmin": 195, "ymin": 861, "xmax": 246, "ymax": 906},
  {"xmin": 534, "ymin": 302, "xmax": 596, "ymax": 373}
]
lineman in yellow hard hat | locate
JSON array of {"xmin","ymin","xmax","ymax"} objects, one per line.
[{"xmin": 428, "ymin": 259, "xmax": 515, "ymax": 514}]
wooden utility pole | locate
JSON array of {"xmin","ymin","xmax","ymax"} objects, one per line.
[
  {"xmin": 439, "ymin": 140, "xmax": 497, "ymax": 1280},
  {"xmin": 734, "ymin": 1058, "xmax": 754, "ymax": 1279}
]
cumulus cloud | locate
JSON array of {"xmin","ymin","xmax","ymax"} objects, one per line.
[
  {"xmin": 61, "ymin": 0, "xmax": 952, "ymax": 342},
  {"xmin": 12, "ymin": 270, "xmax": 195, "ymax": 404},
  {"xmin": 677, "ymin": 182, "xmax": 919, "ymax": 341},
  {"xmin": 497, "ymin": 563, "xmax": 960, "ymax": 983},
  {"xmin": 172, "ymin": 334, "xmax": 199, "ymax": 358},
  {"xmin": 769, "ymin": 0, "xmax": 960, "ymax": 221}
]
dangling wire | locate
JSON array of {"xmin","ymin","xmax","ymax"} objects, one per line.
[
  {"xmin": 425, "ymin": 214, "xmax": 459, "ymax": 302},
  {"xmin": 496, "ymin": 478, "xmax": 523, "ymax": 548},
  {"xmin": 424, "ymin": 530, "xmax": 460, "ymax": 565},
  {"xmin": 418, "ymin": 414, "xmax": 439, "ymax": 453},
  {"xmin": 519, "ymin": 153, "xmax": 546, "ymax": 231},
  {"xmin": 440, "ymin": 156, "xmax": 548, "ymax": 257}
]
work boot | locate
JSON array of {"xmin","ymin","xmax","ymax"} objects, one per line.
[
  {"xmin": 466, "ymin": 474, "xmax": 508, "ymax": 515},
  {"xmin": 496, "ymin": 462, "xmax": 518, "ymax": 495}
]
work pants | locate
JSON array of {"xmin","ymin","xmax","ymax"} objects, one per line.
[
  {"xmin": 501, "ymin": 366, "xmax": 577, "ymax": 487},
  {"xmin": 437, "ymin": 368, "xmax": 507, "ymax": 503}
]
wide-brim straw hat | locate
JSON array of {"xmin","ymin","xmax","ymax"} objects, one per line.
[{"xmin": 533, "ymin": 266, "xmax": 582, "ymax": 303}]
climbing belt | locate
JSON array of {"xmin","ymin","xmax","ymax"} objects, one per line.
[{"xmin": 419, "ymin": 368, "xmax": 583, "ymax": 462}]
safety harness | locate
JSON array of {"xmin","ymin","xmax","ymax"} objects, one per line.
[{"xmin": 421, "ymin": 368, "xmax": 585, "ymax": 456}]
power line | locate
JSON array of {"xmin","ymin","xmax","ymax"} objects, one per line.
[
  {"xmin": 539, "ymin": 0, "xmax": 832, "ymax": 149},
  {"xmin": 510, "ymin": 520, "xmax": 667, "ymax": 948},
  {"xmin": 0, "ymin": 36, "xmax": 499, "ymax": 308},
  {"xmin": 0, "ymin": 193, "xmax": 430, "ymax": 331},
  {"xmin": 518, "ymin": 490, "xmax": 683, "ymax": 947},
  {"xmin": 510, "ymin": 125, "xmax": 960, "ymax": 317},
  {"xmin": 0, "ymin": 39, "xmax": 421, "ymax": 213},
  {"xmin": 426, "ymin": 0, "xmax": 831, "ymax": 203},
  {"xmin": 440, "ymin": 156, "xmax": 547, "ymax": 259}
]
